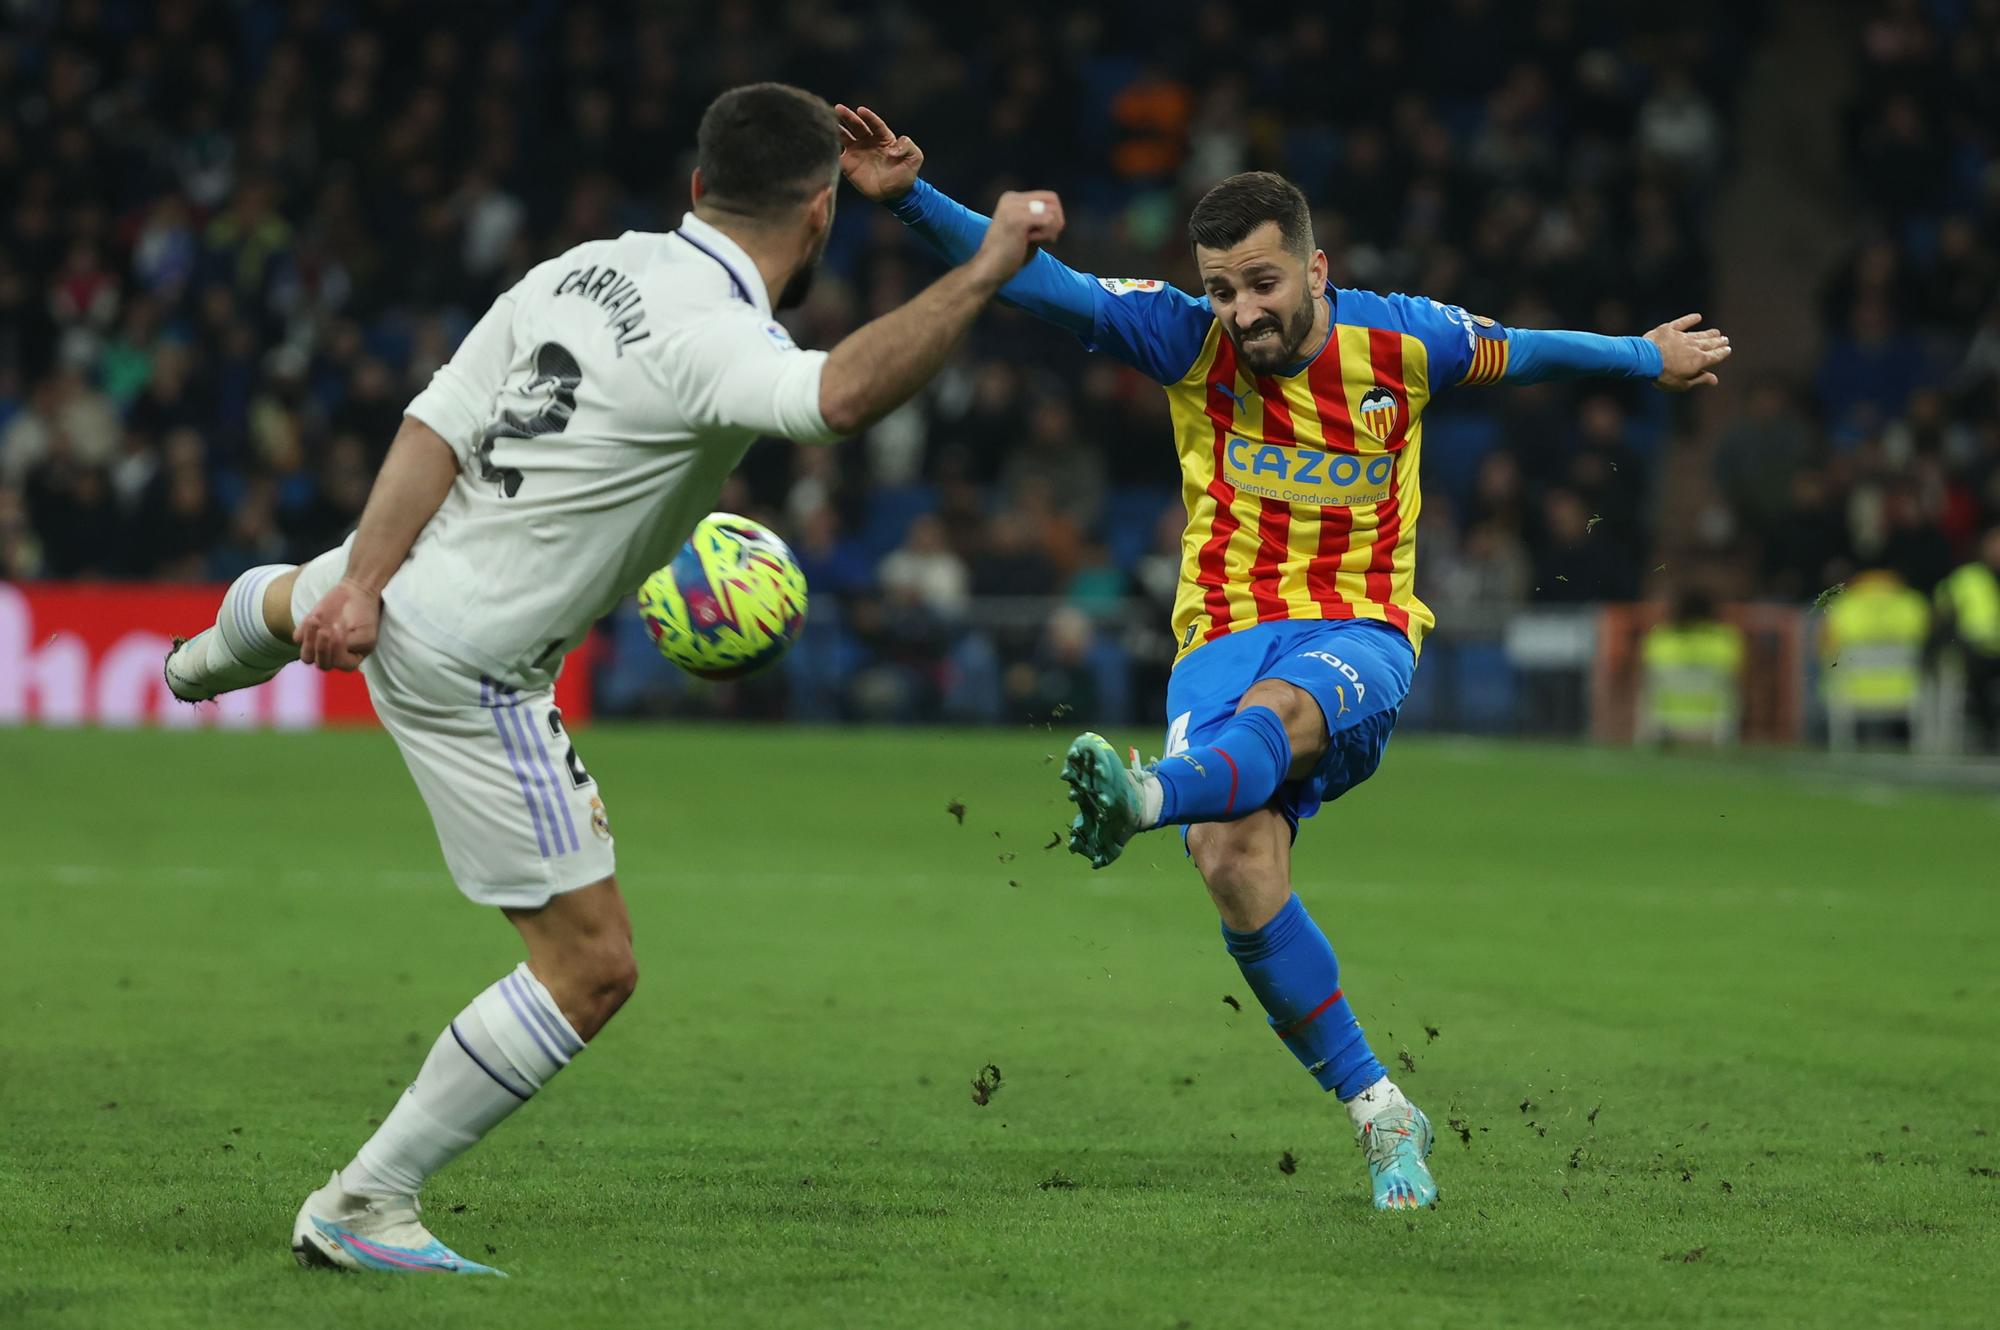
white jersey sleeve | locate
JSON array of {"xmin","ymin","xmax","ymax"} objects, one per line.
[
  {"xmin": 655, "ymin": 305, "xmax": 840, "ymax": 445},
  {"xmin": 406, "ymin": 288, "xmax": 520, "ymax": 465}
]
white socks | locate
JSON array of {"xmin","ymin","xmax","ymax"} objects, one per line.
[
  {"xmin": 341, "ymin": 964, "xmax": 585, "ymax": 1199},
  {"xmin": 1137, "ymin": 770, "xmax": 1164, "ymax": 828},
  {"xmin": 1343, "ymin": 1075, "xmax": 1409, "ymax": 1133},
  {"xmin": 168, "ymin": 564, "xmax": 296, "ymax": 699}
]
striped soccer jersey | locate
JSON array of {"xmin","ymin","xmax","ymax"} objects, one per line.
[{"xmin": 1082, "ymin": 282, "xmax": 1507, "ymax": 662}]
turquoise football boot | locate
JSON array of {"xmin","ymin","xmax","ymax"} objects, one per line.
[
  {"xmin": 1360, "ymin": 1102, "xmax": 1438, "ymax": 1210},
  {"xmin": 1060, "ymin": 733, "xmax": 1148, "ymax": 869},
  {"xmin": 292, "ymin": 1172, "xmax": 507, "ymax": 1276}
]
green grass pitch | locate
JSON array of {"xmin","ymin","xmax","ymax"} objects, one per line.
[{"xmin": 3, "ymin": 723, "xmax": 1997, "ymax": 1328}]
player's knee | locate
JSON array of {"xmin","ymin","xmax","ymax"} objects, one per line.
[
  {"xmin": 1189, "ymin": 825, "xmax": 1275, "ymax": 890},
  {"xmin": 1239, "ymin": 679, "xmax": 1327, "ymax": 771},
  {"xmin": 1189, "ymin": 818, "xmax": 1291, "ymax": 931},
  {"xmin": 598, "ymin": 938, "xmax": 638, "ymax": 1008},
  {"xmin": 572, "ymin": 921, "xmax": 637, "ymax": 1008},
  {"xmin": 553, "ymin": 937, "xmax": 635, "ymax": 1039}
]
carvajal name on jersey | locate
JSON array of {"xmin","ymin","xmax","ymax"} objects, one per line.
[{"xmin": 553, "ymin": 265, "xmax": 651, "ymax": 355}]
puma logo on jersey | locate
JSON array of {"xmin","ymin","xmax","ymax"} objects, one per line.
[{"xmin": 1211, "ymin": 380, "xmax": 1252, "ymax": 408}]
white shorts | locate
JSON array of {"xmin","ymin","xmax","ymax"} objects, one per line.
[{"xmin": 293, "ymin": 541, "xmax": 616, "ymax": 908}]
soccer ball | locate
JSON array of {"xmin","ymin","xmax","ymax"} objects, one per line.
[{"xmin": 637, "ymin": 514, "xmax": 808, "ymax": 680}]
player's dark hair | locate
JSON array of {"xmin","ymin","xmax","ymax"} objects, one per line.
[
  {"xmin": 695, "ymin": 83, "xmax": 841, "ymax": 220},
  {"xmin": 1188, "ymin": 171, "xmax": 1314, "ymax": 259}
]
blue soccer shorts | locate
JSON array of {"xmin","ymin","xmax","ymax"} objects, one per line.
[{"xmin": 1162, "ymin": 618, "xmax": 1415, "ymax": 835}]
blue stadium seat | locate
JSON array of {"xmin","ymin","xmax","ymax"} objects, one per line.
[
  {"xmin": 859, "ymin": 484, "xmax": 938, "ymax": 560},
  {"xmin": 1418, "ymin": 412, "xmax": 1502, "ymax": 507},
  {"xmin": 1100, "ymin": 487, "xmax": 1179, "ymax": 567},
  {"xmin": 1446, "ymin": 641, "xmax": 1518, "ymax": 734}
]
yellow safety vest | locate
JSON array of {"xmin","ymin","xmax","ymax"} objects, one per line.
[
  {"xmin": 1823, "ymin": 574, "xmax": 1929, "ymax": 709},
  {"xmin": 1936, "ymin": 562, "xmax": 2000, "ymax": 654},
  {"xmin": 1642, "ymin": 622, "xmax": 1744, "ymax": 736}
]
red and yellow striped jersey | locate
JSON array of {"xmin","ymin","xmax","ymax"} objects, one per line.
[
  {"xmin": 886, "ymin": 180, "xmax": 1664, "ymax": 667},
  {"xmin": 1082, "ymin": 285, "xmax": 1499, "ymax": 662},
  {"xmin": 1162, "ymin": 315, "xmax": 1440, "ymax": 660}
]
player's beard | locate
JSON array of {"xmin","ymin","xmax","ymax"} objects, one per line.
[
  {"xmin": 1231, "ymin": 293, "xmax": 1317, "ymax": 374},
  {"xmin": 775, "ymin": 257, "xmax": 819, "ymax": 311},
  {"xmin": 776, "ymin": 225, "xmax": 831, "ymax": 311}
]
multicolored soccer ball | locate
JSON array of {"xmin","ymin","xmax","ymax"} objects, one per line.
[{"xmin": 637, "ymin": 514, "xmax": 808, "ymax": 680}]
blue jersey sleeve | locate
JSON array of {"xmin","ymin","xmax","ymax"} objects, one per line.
[
  {"xmin": 1377, "ymin": 293, "xmax": 1479, "ymax": 388},
  {"xmin": 1496, "ymin": 326, "xmax": 1663, "ymax": 384},
  {"xmin": 1084, "ymin": 277, "xmax": 1213, "ymax": 384},
  {"xmin": 886, "ymin": 180, "xmax": 1210, "ymax": 384},
  {"xmin": 1387, "ymin": 293, "xmax": 1664, "ymax": 388}
]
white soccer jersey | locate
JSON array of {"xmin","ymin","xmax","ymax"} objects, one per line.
[{"xmin": 391, "ymin": 212, "xmax": 838, "ymax": 686}]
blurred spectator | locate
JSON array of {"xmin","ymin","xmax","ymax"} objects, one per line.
[
  {"xmin": 879, "ymin": 514, "xmax": 970, "ymax": 620},
  {"xmin": 1817, "ymin": 299, "xmax": 1926, "ymax": 441},
  {"xmin": 1765, "ymin": 469, "xmax": 1853, "ymax": 602},
  {"xmin": 1878, "ymin": 482, "xmax": 1954, "ymax": 592},
  {"xmin": 1, "ymin": 364, "xmax": 120, "ymax": 484},
  {"xmin": 1006, "ymin": 605, "xmax": 1100, "ymax": 721},
  {"xmin": 1636, "ymin": 67, "xmax": 1725, "ymax": 182},
  {"xmin": 1435, "ymin": 520, "xmax": 1532, "ymax": 609},
  {"xmin": 1822, "ymin": 567, "xmax": 1930, "ymax": 750},
  {"xmin": 289, "ymin": 432, "xmax": 373, "ymax": 557},
  {"xmin": 973, "ymin": 508, "xmax": 1060, "ymax": 599},
  {"xmin": 24, "ymin": 443, "xmax": 123, "ymax": 578},
  {"xmin": 1933, "ymin": 524, "xmax": 2000, "ymax": 751},
  {"xmin": 209, "ymin": 478, "xmax": 291, "ymax": 580},
  {"xmin": 791, "ymin": 504, "xmax": 874, "ymax": 603},
  {"xmin": 0, "ymin": 482, "xmax": 43, "ymax": 579},
  {"xmin": 1714, "ymin": 381, "xmax": 1812, "ymax": 535},
  {"xmin": 999, "ymin": 395, "xmax": 1105, "ymax": 530},
  {"xmin": 133, "ymin": 448, "xmax": 225, "ymax": 581},
  {"xmin": 1532, "ymin": 486, "xmax": 1635, "ymax": 603},
  {"xmin": 1639, "ymin": 587, "xmax": 1744, "ymax": 745}
]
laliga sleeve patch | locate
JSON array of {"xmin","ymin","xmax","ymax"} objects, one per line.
[
  {"xmin": 1430, "ymin": 299, "xmax": 1505, "ymax": 351},
  {"xmin": 1097, "ymin": 277, "xmax": 1165, "ymax": 296},
  {"xmin": 761, "ymin": 320, "xmax": 797, "ymax": 351}
]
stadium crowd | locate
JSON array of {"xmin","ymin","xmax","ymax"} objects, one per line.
[
  {"xmin": 1705, "ymin": 0, "xmax": 2000, "ymax": 608},
  {"xmin": 12, "ymin": 0, "xmax": 1991, "ymax": 727}
]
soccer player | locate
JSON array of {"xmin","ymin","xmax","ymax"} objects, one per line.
[
  {"xmin": 162, "ymin": 85, "xmax": 1065, "ymax": 1275},
  {"xmin": 836, "ymin": 104, "xmax": 1730, "ymax": 1210}
]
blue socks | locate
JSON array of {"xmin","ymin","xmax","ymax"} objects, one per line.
[
  {"xmin": 1161, "ymin": 709, "xmax": 1385, "ymax": 1101},
  {"xmin": 1223, "ymin": 893, "xmax": 1386, "ymax": 1099},
  {"xmin": 1155, "ymin": 705, "xmax": 1291, "ymax": 824}
]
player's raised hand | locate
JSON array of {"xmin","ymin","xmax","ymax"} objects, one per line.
[
  {"xmin": 1645, "ymin": 313, "xmax": 1732, "ymax": 391},
  {"xmin": 968, "ymin": 190, "xmax": 1066, "ymax": 289},
  {"xmin": 295, "ymin": 576, "xmax": 380, "ymax": 671},
  {"xmin": 834, "ymin": 104, "xmax": 923, "ymax": 202}
]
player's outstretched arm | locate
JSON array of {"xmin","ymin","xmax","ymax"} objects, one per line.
[
  {"xmin": 1448, "ymin": 307, "xmax": 1730, "ymax": 390},
  {"xmin": 837, "ymin": 104, "xmax": 1098, "ymax": 338},
  {"xmin": 295, "ymin": 416, "xmax": 458, "ymax": 670},
  {"xmin": 816, "ymin": 190, "xmax": 1066, "ymax": 436},
  {"xmin": 838, "ymin": 104, "xmax": 1210, "ymax": 385}
]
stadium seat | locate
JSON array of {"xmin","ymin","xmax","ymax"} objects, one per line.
[{"xmin": 859, "ymin": 484, "xmax": 939, "ymax": 561}]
